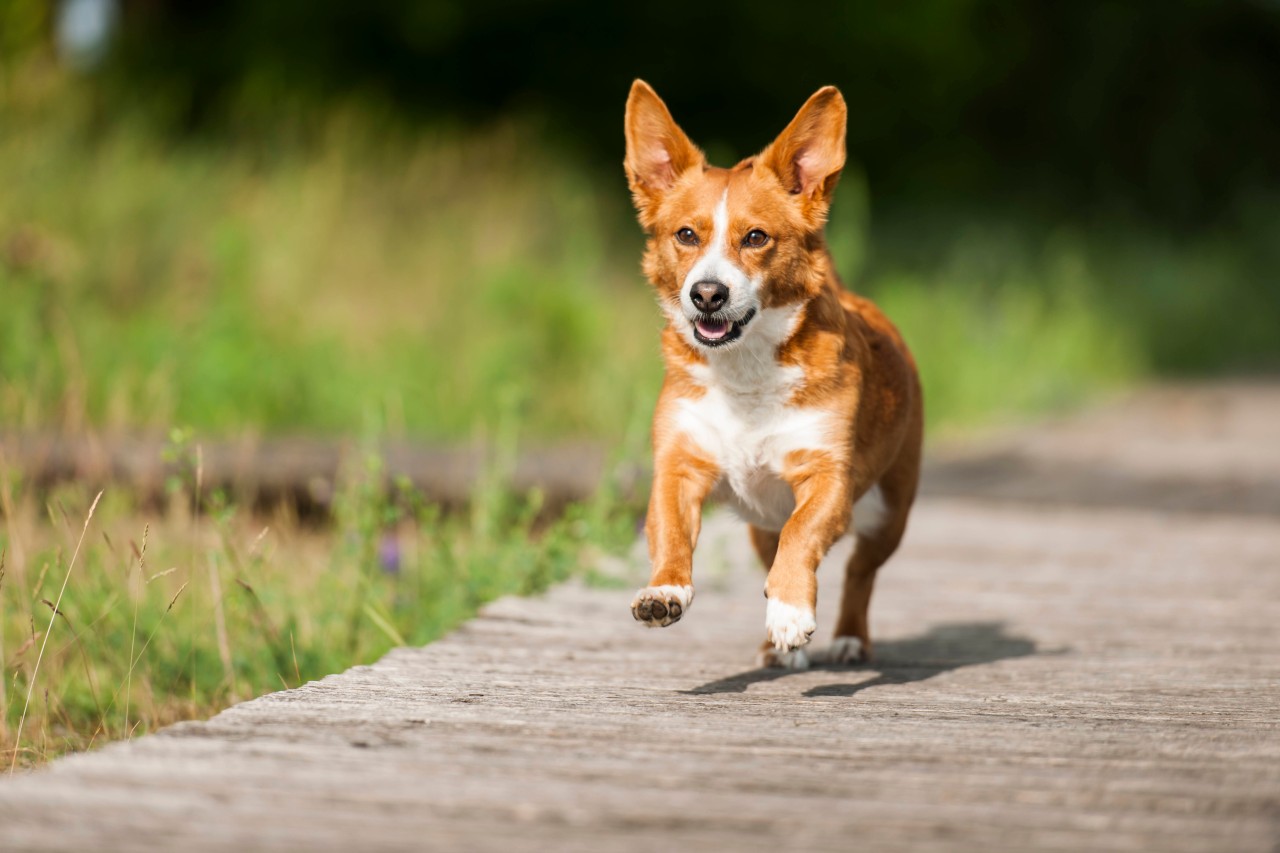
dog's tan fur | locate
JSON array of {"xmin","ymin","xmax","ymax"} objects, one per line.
[{"xmin": 624, "ymin": 80, "xmax": 923, "ymax": 667}]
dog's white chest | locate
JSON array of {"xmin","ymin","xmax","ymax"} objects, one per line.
[{"xmin": 675, "ymin": 366, "xmax": 834, "ymax": 532}]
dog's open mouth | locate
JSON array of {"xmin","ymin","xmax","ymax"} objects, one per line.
[{"xmin": 692, "ymin": 309, "xmax": 756, "ymax": 347}]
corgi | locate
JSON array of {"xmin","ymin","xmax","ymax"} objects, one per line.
[{"xmin": 624, "ymin": 80, "xmax": 923, "ymax": 669}]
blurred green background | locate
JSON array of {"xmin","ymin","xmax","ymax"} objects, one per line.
[{"xmin": 2, "ymin": 0, "xmax": 1279, "ymax": 441}]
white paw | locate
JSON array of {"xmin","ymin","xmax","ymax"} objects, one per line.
[
  {"xmin": 764, "ymin": 598, "xmax": 816, "ymax": 652},
  {"xmin": 809, "ymin": 636, "xmax": 864, "ymax": 665},
  {"xmin": 757, "ymin": 647, "xmax": 811, "ymax": 670},
  {"xmin": 631, "ymin": 585, "xmax": 693, "ymax": 627}
]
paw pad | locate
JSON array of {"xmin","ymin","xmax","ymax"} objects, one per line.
[{"xmin": 631, "ymin": 585, "xmax": 693, "ymax": 628}]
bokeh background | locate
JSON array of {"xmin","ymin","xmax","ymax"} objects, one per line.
[
  {"xmin": 1, "ymin": 0, "xmax": 1278, "ymax": 765},
  {"xmin": 5, "ymin": 0, "xmax": 1278, "ymax": 442}
]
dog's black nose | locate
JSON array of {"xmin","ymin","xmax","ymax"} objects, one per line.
[{"xmin": 690, "ymin": 280, "xmax": 729, "ymax": 314}]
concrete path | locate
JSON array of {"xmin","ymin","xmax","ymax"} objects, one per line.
[{"xmin": 2, "ymin": 382, "xmax": 1278, "ymax": 852}]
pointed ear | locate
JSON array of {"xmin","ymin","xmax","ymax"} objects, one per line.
[
  {"xmin": 759, "ymin": 86, "xmax": 847, "ymax": 215},
  {"xmin": 624, "ymin": 80, "xmax": 705, "ymax": 223}
]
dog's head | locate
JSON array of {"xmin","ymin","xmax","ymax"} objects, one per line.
[{"xmin": 624, "ymin": 80, "xmax": 846, "ymax": 352}]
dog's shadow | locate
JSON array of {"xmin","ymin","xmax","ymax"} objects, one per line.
[{"xmin": 687, "ymin": 621, "xmax": 1051, "ymax": 697}]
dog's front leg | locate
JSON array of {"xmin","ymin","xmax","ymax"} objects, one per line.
[
  {"xmin": 765, "ymin": 456, "xmax": 853, "ymax": 653},
  {"xmin": 632, "ymin": 446, "xmax": 718, "ymax": 627}
]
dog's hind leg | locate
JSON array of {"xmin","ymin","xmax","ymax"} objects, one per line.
[
  {"xmin": 748, "ymin": 524, "xmax": 780, "ymax": 571},
  {"xmin": 819, "ymin": 426, "xmax": 921, "ymax": 665}
]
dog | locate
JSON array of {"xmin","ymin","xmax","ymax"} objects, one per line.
[{"xmin": 624, "ymin": 80, "xmax": 923, "ymax": 669}]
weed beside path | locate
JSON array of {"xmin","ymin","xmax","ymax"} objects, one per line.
[{"xmin": 0, "ymin": 449, "xmax": 635, "ymax": 768}]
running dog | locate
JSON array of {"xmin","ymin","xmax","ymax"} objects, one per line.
[{"xmin": 624, "ymin": 80, "xmax": 923, "ymax": 668}]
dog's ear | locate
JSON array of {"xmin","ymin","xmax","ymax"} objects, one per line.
[
  {"xmin": 759, "ymin": 86, "xmax": 847, "ymax": 220},
  {"xmin": 624, "ymin": 80, "xmax": 705, "ymax": 224}
]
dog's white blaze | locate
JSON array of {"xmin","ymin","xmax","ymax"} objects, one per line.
[
  {"xmin": 676, "ymin": 190, "xmax": 761, "ymax": 350},
  {"xmin": 853, "ymin": 483, "xmax": 887, "ymax": 537},
  {"xmin": 764, "ymin": 598, "xmax": 816, "ymax": 651},
  {"xmin": 682, "ymin": 190, "xmax": 751, "ymax": 300}
]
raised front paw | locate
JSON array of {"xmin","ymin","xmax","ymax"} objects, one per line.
[
  {"xmin": 765, "ymin": 598, "xmax": 816, "ymax": 652},
  {"xmin": 631, "ymin": 585, "xmax": 693, "ymax": 627}
]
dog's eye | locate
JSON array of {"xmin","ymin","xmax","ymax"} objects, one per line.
[
  {"xmin": 675, "ymin": 227, "xmax": 699, "ymax": 246},
  {"xmin": 744, "ymin": 229, "xmax": 770, "ymax": 248}
]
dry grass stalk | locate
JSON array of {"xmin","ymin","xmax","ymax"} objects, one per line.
[
  {"xmin": 8, "ymin": 489, "xmax": 102, "ymax": 775},
  {"xmin": 123, "ymin": 524, "xmax": 148, "ymax": 740},
  {"xmin": 208, "ymin": 554, "xmax": 236, "ymax": 704},
  {"xmin": 0, "ymin": 546, "xmax": 7, "ymax": 740}
]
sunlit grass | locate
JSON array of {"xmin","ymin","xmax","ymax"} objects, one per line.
[
  {"xmin": 867, "ymin": 244, "xmax": 1145, "ymax": 434},
  {"xmin": 1, "ymin": 451, "xmax": 637, "ymax": 768}
]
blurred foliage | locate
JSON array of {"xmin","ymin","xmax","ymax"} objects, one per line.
[
  {"xmin": 2, "ymin": 4, "xmax": 1278, "ymax": 439},
  {"xmin": 86, "ymin": 0, "xmax": 1280, "ymax": 227},
  {"xmin": 1, "ymin": 57, "xmax": 1276, "ymax": 441},
  {"xmin": 0, "ymin": 60, "xmax": 663, "ymax": 437},
  {"xmin": 0, "ymin": 0, "xmax": 48, "ymax": 65}
]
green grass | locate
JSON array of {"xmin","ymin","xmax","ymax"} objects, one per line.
[{"xmin": 1, "ymin": 451, "xmax": 638, "ymax": 767}]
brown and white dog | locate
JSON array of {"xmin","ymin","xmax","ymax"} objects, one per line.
[{"xmin": 624, "ymin": 80, "xmax": 923, "ymax": 669}]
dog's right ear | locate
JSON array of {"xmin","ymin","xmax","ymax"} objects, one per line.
[{"xmin": 624, "ymin": 80, "xmax": 705, "ymax": 225}]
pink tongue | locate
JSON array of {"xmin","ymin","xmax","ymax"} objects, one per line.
[{"xmin": 696, "ymin": 318, "xmax": 730, "ymax": 340}]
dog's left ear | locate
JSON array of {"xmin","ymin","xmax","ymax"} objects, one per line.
[{"xmin": 760, "ymin": 86, "xmax": 847, "ymax": 219}]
